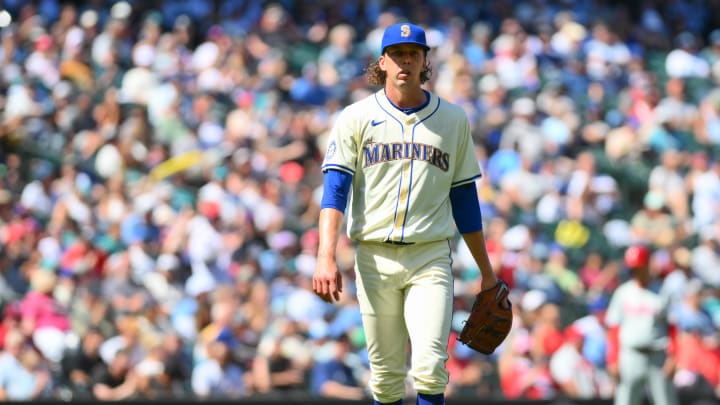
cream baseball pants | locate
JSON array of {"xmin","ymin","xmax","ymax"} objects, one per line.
[{"xmin": 354, "ymin": 240, "xmax": 454, "ymax": 403}]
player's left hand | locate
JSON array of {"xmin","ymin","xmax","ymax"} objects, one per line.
[
  {"xmin": 662, "ymin": 357, "xmax": 676, "ymax": 378},
  {"xmin": 312, "ymin": 258, "xmax": 343, "ymax": 303}
]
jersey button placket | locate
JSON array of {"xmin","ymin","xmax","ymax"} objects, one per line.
[{"xmin": 391, "ymin": 121, "xmax": 413, "ymax": 242}]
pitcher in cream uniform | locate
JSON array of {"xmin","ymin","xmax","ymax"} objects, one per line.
[{"xmin": 313, "ymin": 22, "xmax": 499, "ymax": 405}]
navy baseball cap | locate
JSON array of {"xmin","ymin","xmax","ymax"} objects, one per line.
[{"xmin": 381, "ymin": 23, "xmax": 430, "ymax": 54}]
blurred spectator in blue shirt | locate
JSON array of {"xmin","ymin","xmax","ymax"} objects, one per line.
[
  {"xmin": 310, "ymin": 334, "xmax": 366, "ymax": 400},
  {"xmin": 191, "ymin": 340, "xmax": 246, "ymax": 399}
]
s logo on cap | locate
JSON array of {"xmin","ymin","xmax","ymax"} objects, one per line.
[{"xmin": 380, "ymin": 22, "xmax": 430, "ymax": 55}]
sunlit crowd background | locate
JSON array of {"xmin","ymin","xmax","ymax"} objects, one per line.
[{"xmin": 1, "ymin": 0, "xmax": 720, "ymax": 401}]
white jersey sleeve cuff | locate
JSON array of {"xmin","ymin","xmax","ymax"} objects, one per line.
[
  {"xmin": 322, "ymin": 164, "xmax": 355, "ymax": 175},
  {"xmin": 451, "ymin": 173, "xmax": 482, "ymax": 187}
]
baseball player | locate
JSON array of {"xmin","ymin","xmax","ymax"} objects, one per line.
[
  {"xmin": 605, "ymin": 245, "xmax": 679, "ymax": 405},
  {"xmin": 312, "ymin": 22, "xmax": 499, "ymax": 405}
]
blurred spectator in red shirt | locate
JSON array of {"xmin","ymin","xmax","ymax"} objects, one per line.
[
  {"xmin": 498, "ymin": 328, "xmax": 557, "ymax": 399},
  {"xmin": 0, "ymin": 302, "xmax": 21, "ymax": 351},
  {"xmin": 19, "ymin": 269, "xmax": 71, "ymax": 363}
]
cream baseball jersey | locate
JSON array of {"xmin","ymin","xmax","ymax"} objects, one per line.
[{"xmin": 322, "ymin": 90, "xmax": 482, "ymax": 244}]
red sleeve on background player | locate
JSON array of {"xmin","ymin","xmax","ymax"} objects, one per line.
[
  {"xmin": 667, "ymin": 323, "xmax": 677, "ymax": 357},
  {"xmin": 606, "ymin": 326, "xmax": 619, "ymax": 369}
]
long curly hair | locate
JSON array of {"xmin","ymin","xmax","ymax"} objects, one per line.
[{"xmin": 364, "ymin": 55, "xmax": 433, "ymax": 86}]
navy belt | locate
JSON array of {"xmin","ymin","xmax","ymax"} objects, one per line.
[{"xmin": 384, "ymin": 240, "xmax": 415, "ymax": 246}]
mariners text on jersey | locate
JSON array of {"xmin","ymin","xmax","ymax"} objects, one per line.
[{"xmin": 363, "ymin": 141, "xmax": 450, "ymax": 171}]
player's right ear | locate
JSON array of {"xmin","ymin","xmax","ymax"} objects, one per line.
[{"xmin": 378, "ymin": 54, "xmax": 387, "ymax": 71}]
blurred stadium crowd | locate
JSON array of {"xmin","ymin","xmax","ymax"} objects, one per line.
[{"xmin": 1, "ymin": 0, "xmax": 720, "ymax": 401}]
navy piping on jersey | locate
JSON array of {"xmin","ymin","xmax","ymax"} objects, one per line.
[
  {"xmin": 385, "ymin": 89, "xmax": 432, "ymax": 114},
  {"xmin": 373, "ymin": 92, "xmax": 409, "ymax": 243},
  {"xmin": 401, "ymin": 96, "xmax": 441, "ymax": 240},
  {"xmin": 321, "ymin": 163, "xmax": 355, "ymax": 175},
  {"xmin": 372, "ymin": 91, "xmax": 442, "ymax": 242}
]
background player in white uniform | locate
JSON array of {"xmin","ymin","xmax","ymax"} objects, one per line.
[
  {"xmin": 605, "ymin": 245, "xmax": 679, "ymax": 405},
  {"xmin": 312, "ymin": 23, "xmax": 499, "ymax": 405}
]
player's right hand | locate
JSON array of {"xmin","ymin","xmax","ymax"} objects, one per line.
[
  {"xmin": 607, "ymin": 364, "xmax": 619, "ymax": 381},
  {"xmin": 312, "ymin": 258, "xmax": 343, "ymax": 303}
]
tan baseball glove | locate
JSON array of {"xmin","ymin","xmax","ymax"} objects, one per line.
[{"xmin": 457, "ymin": 280, "xmax": 513, "ymax": 354}]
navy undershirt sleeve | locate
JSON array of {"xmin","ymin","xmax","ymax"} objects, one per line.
[
  {"xmin": 450, "ymin": 182, "xmax": 483, "ymax": 234},
  {"xmin": 320, "ymin": 169, "xmax": 352, "ymax": 213}
]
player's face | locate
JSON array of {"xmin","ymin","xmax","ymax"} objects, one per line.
[{"xmin": 380, "ymin": 44, "xmax": 426, "ymax": 89}]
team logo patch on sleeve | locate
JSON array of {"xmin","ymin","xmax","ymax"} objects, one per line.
[{"xmin": 326, "ymin": 141, "xmax": 337, "ymax": 159}]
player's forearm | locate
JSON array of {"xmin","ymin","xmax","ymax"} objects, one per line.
[
  {"xmin": 317, "ymin": 208, "xmax": 345, "ymax": 260},
  {"xmin": 461, "ymin": 230, "xmax": 496, "ymax": 282}
]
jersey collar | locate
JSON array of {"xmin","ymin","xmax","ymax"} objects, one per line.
[{"xmin": 376, "ymin": 89, "xmax": 438, "ymax": 124}]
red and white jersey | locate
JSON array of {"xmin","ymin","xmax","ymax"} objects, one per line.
[{"xmin": 605, "ymin": 279, "xmax": 672, "ymax": 350}]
